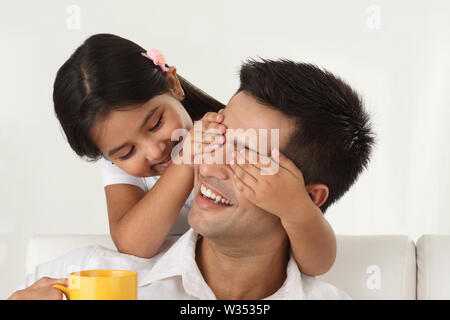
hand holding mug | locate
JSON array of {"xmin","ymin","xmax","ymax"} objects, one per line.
[
  {"xmin": 9, "ymin": 269, "xmax": 137, "ymax": 300},
  {"xmin": 8, "ymin": 277, "xmax": 68, "ymax": 300}
]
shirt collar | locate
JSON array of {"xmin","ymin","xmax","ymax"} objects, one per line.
[
  {"xmin": 137, "ymin": 228, "xmax": 196, "ymax": 286},
  {"xmin": 137, "ymin": 228, "xmax": 215, "ymax": 299},
  {"xmin": 138, "ymin": 228, "xmax": 305, "ymax": 299},
  {"xmin": 179, "ymin": 232, "xmax": 217, "ymax": 299},
  {"xmin": 263, "ymin": 252, "xmax": 306, "ymax": 299}
]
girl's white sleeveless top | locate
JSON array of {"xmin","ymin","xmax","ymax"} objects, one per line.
[{"xmin": 99, "ymin": 157, "xmax": 193, "ymax": 235}]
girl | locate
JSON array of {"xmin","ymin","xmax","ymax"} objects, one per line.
[{"xmin": 53, "ymin": 33, "xmax": 336, "ymax": 276}]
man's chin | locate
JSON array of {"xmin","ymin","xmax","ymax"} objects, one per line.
[{"xmin": 188, "ymin": 204, "xmax": 233, "ymax": 239}]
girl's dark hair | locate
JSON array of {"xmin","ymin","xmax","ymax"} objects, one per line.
[
  {"xmin": 53, "ymin": 33, "xmax": 224, "ymax": 161},
  {"xmin": 237, "ymin": 59, "xmax": 375, "ymax": 213}
]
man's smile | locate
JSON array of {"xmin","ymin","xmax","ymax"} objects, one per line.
[{"xmin": 195, "ymin": 175, "xmax": 235, "ymax": 211}]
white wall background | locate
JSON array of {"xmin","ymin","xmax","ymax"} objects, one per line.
[{"xmin": 0, "ymin": 0, "xmax": 449, "ymax": 299}]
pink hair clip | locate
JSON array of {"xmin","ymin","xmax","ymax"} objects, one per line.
[{"xmin": 141, "ymin": 49, "xmax": 169, "ymax": 72}]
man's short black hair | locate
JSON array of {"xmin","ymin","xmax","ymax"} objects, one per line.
[{"xmin": 237, "ymin": 58, "xmax": 375, "ymax": 213}]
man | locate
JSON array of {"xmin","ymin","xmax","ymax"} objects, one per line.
[{"xmin": 9, "ymin": 59, "xmax": 373, "ymax": 300}]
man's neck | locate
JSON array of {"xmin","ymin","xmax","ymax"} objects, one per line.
[{"xmin": 195, "ymin": 234, "xmax": 290, "ymax": 300}]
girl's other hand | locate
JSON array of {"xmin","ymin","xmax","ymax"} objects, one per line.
[{"xmin": 181, "ymin": 109, "xmax": 226, "ymax": 166}]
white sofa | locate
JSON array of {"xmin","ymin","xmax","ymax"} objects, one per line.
[{"xmin": 25, "ymin": 233, "xmax": 450, "ymax": 299}]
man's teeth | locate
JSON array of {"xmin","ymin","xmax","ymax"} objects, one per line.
[{"xmin": 200, "ymin": 184, "xmax": 232, "ymax": 205}]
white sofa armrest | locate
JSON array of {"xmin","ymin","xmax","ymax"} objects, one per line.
[
  {"xmin": 318, "ymin": 235, "xmax": 416, "ymax": 299},
  {"xmin": 417, "ymin": 234, "xmax": 450, "ymax": 299}
]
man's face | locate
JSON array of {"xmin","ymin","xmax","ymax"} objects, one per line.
[{"xmin": 188, "ymin": 91, "xmax": 297, "ymax": 242}]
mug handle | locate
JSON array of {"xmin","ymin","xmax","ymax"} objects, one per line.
[{"xmin": 52, "ymin": 284, "xmax": 71, "ymax": 300}]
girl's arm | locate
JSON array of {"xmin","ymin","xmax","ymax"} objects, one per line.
[
  {"xmin": 106, "ymin": 162, "xmax": 194, "ymax": 258},
  {"xmin": 281, "ymin": 206, "xmax": 336, "ymax": 276}
]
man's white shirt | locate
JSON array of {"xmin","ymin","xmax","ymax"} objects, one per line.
[{"xmin": 19, "ymin": 229, "xmax": 351, "ymax": 300}]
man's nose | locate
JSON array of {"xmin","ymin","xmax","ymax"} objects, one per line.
[
  {"xmin": 198, "ymin": 146, "xmax": 233, "ymax": 180},
  {"xmin": 199, "ymin": 162, "xmax": 230, "ymax": 180}
]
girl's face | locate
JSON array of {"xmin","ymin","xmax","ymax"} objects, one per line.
[{"xmin": 92, "ymin": 91, "xmax": 193, "ymax": 177}]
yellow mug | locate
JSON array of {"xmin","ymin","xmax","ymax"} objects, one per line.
[{"xmin": 52, "ymin": 269, "xmax": 137, "ymax": 300}]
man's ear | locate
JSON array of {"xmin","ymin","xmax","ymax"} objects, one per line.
[
  {"xmin": 305, "ymin": 184, "xmax": 329, "ymax": 208},
  {"xmin": 165, "ymin": 66, "xmax": 185, "ymax": 101}
]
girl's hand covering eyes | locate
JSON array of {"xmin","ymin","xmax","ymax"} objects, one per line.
[
  {"xmin": 177, "ymin": 109, "xmax": 226, "ymax": 167},
  {"xmin": 229, "ymin": 147, "xmax": 316, "ymax": 220}
]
